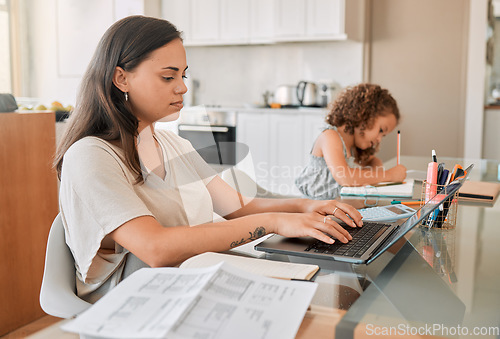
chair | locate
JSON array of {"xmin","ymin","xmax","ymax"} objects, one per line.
[
  {"xmin": 221, "ymin": 168, "xmax": 298, "ymax": 199},
  {"xmin": 39, "ymin": 214, "xmax": 92, "ymax": 318}
]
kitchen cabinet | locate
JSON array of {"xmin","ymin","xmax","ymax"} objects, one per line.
[
  {"xmin": 249, "ymin": 0, "xmax": 275, "ymax": 43},
  {"xmin": 275, "ymin": 0, "xmax": 348, "ymax": 41},
  {"xmin": 236, "ymin": 112, "xmax": 270, "ymax": 187},
  {"xmin": 163, "ymin": 0, "xmax": 251, "ymax": 45},
  {"xmin": 267, "ymin": 114, "xmax": 306, "ymax": 196},
  {"xmin": 236, "ymin": 109, "xmax": 326, "ymax": 196},
  {"xmin": 306, "ymin": 0, "xmax": 345, "ymax": 38},
  {"xmin": 191, "ymin": 0, "xmax": 220, "ymax": 43},
  {"xmin": 161, "ymin": 0, "xmax": 191, "ymax": 40},
  {"xmin": 162, "ymin": 0, "xmax": 364, "ymax": 46},
  {"xmin": 220, "ymin": 0, "xmax": 250, "ymax": 43},
  {"xmin": 274, "ymin": 0, "xmax": 307, "ymax": 40}
]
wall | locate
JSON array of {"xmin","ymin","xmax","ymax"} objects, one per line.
[
  {"xmin": 367, "ymin": 0, "xmax": 469, "ymax": 161},
  {"xmin": 185, "ymin": 41, "xmax": 363, "ymax": 107}
]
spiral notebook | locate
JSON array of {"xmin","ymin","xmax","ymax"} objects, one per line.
[{"xmin": 340, "ymin": 179, "xmax": 415, "ymax": 198}]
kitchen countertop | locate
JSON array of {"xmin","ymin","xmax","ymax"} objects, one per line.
[{"xmin": 182, "ymin": 105, "xmax": 328, "ymax": 115}]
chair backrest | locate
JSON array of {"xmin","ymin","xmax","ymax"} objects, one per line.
[{"xmin": 39, "ymin": 214, "xmax": 91, "ymax": 318}]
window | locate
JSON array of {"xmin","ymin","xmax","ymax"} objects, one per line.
[{"xmin": 0, "ymin": 0, "xmax": 12, "ymax": 93}]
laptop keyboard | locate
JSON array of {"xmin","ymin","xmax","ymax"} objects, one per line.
[{"xmin": 305, "ymin": 222, "xmax": 391, "ymax": 258}]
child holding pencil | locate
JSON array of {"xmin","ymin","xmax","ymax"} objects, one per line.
[{"xmin": 295, "ymin": 83, "xmax": 407, "ymax": 200}]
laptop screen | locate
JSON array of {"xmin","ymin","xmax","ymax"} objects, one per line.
[{"xmin": 370, "ymin": 164, "xmax": 473, "ymax": 261}]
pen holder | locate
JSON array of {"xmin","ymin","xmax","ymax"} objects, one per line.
[{"xmin": 420, "ymin": 181, "xmax": 458, "ymax": 229}]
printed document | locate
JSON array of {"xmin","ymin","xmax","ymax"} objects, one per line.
[{"xmin": 62, "ymin": 262, "xmax": 317, "ymax": 339}]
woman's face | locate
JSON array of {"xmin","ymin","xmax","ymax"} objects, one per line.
[
  {"xmin": 125, "ymin": 38, "xmax": 188, "ymax": 128},
  {"xmin": 353, "ymin": 112, "xmax": 397, "ymax": 150}
]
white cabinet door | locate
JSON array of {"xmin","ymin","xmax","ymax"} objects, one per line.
[
  {"xmin": 301, "ymin": 113, "xmax": 326, "ymax": 164},
  {"xmin": 250, "ymin": 0, "xmax": 274, "ymax": 43},
  {"xmin": 161, "ymin": 0, "xmax": 191, "ymax": 41},
  {"xmin": 268, "ymin": 114, "xmax": 305, "ymax": 196},
  {"xmin": 220, "ymin": 0, "xmax": 250, "ymax": 43},
  {"xmin": 190, "ymin": 0, "xmax": 220, "ymax": 43},
  {"xmin": 236, "ymin": 113, "xmax": 270, "ymax": 189},
  {"xmin": 236, "ymin": 111, "xmax": 326, "ymax": 195},
  {"xmin": 306, "ymin": 0, "xmax": 345, "ymax": 38},
  {"xmin": 274, "ymin": 0, "xmax": 306, "ymax": 40}
]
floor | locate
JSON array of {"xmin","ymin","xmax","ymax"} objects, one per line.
[{"xmin": 0, "ymin": 316, "xmax": 62, "ymax": 338}]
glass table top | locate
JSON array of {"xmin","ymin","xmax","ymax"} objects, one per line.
[{"xmin": 267, "ymin": 156, "xmax": 500, "ymax": 337}]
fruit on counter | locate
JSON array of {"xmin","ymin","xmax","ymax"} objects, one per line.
[
  {"xmin": 65, "ymin": 104, "xmax": 74, "ymax": 111},
  {"xmin": 50, "ymin": 101, "xmax": 65, "ymax": 111},
  {"xmin": 35, "ymin": 104, "xmax": 48, "ymax": 110}
]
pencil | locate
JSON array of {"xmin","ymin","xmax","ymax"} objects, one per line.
[
  {"xmin": 391, "ymin": 200, "xmax": 423, "ymax": 206},
  {"xmin": 397, "ymin": 130, "xmax": 401, "ymax": 165}
]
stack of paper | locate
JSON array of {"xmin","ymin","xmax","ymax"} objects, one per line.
[
  {"xmin": 340, "ymin": 179, "xmax": 415, "ymax": 198},
  {"xmin": 62, "ymin": 262, "xmax": 317, "ymax": 339}
]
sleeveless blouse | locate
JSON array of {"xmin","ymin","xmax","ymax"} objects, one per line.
[{"xmin": 295, "ymin": 125, "xmax": 356, "ymax": 200}]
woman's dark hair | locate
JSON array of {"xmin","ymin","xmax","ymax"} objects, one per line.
[
  {"xmin": 54, "ymin": 16, "xmax": 182, "ymax": 184},
  {"xmin": 325, "ymin": 83, "xmax": 400, "ymax": 165}
]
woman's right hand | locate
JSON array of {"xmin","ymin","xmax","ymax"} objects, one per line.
[
  {"xmin": 386, "ymin": 164, "xmax": 407, "ymax": 182},
  {"xmin": 271, "ymin": 212, "xmax": 354, "ymax": 245}
]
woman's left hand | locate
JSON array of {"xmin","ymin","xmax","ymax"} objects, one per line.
[{"xmin": 300, "ymin": 200, "xmax": 363, "ymax": 228}]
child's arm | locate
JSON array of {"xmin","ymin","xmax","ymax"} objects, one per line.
[
  {"xmin": 318, "ymin": 130, "xmax": 406, "ymax": 186},
  {"xmin": 364, "ymin": 155, "xmax": 384, "ymax": 168}
]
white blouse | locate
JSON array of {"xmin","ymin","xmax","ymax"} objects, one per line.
[{"xmin": 59, "ymin": 130, "xmax": 216, "ymax": 302}]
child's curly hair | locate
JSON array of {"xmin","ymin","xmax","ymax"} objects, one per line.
[{"xmin": 326, "ymin": 83, "xmax": 400, "ymax": 166}]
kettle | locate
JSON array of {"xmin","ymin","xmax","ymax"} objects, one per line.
[
  {"xmin": 296, "ymin": 81, "xmax": 318, "ymax": 107},
  {"xmin": 274, "ymin": 85, "xmax": 300, "ymax": 107}
]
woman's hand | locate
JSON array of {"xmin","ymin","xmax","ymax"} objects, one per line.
[
  {"xmin": 299, "ymin": 200, "xmax": 363, "ymax": 228},
  {"xmin": 271, "ymin": 212, "xmax": 354, "ymax": 245}
]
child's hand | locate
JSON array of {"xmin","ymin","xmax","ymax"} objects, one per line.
[{"xmin": 387, "ymin": 164, "xmax": 407, "ymax": 182}]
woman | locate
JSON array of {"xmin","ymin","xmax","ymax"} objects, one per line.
[{"xmin": 55, "ymin": 16, "xmax": 363, "ymax": 303}]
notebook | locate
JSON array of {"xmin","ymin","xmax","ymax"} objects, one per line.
[
  {"xmin": 458, "ymin": 180, "xmax": 500, "ymax": 203},
  {"xmin": 340, "ymin": 179, "xmax": 415, "ymax": 198},
  {"xmin": 256, "ymin": 165, "xmax": 472, "ymax": 265},
  {"xmin": 180, "ymin": 252, "xmax": 319, "ymax": 280}
]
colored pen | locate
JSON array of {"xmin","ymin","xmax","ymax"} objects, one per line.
[
  {"xmin": 397, "ymin": 130, "xmax": 401, "ymax": 165},
  {"xmin": 391, "ymin": 200, "xmax": 423, "ymax": 206},
  {"xmin": 432, "ymin": 149, "xmax": 437, "ymax": 163}
]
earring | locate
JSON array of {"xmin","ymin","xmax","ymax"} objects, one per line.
[{"xmin": 124, "ymin": 92, "xmax": 128, "ymax": 101}]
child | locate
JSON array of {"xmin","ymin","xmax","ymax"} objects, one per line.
[{"xmin": 295, "ymin": 83, "xmax": 407, "ymax": 200}]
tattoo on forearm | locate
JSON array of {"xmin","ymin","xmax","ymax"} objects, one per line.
[{"xmin": 230, "ymin": 227, "xmax": 266, "ymax": 248}]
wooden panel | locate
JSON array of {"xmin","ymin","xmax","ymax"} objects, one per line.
[{"xmin": 0, "ymin": 112, "xmax": 59, "ymax": 336}]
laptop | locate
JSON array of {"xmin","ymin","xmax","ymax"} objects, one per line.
[{"xmin": 256, "ymin": 164, "xmax": 473, "ymax": 265}]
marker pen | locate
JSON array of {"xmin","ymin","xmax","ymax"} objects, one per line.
[{"xmin": 425, "ymin": 150, "xmax": 439, "ymax": 201}]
